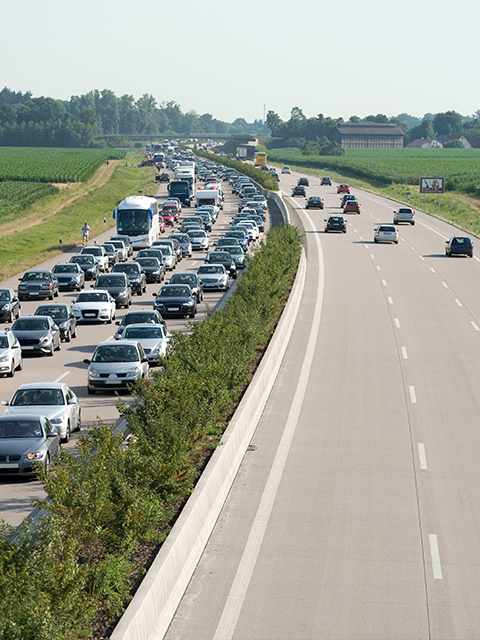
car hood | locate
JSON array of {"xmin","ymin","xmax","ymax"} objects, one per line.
[
  {"xmin": 88, "ymin": 362, "xmax": 142, "ymax": 374},
  {"xmin": 0, "ymin": 436, "xmax": 50, "ymax": 456},
  {"xmin": 4, "ymin": 406, "xmax": 66, "ymax": 420},
  {"xmin": 155, "ymin": 296, "xmax": 192, "ymax": 304},
  {"xmin": 13, "ymin": 329, "xmax": 52, "ymax": 339},
  {"xmin": 73, "ymin": 301, "xmax": 110, "ymax": 309}
]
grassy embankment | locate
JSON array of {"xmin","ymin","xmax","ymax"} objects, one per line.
[
  {"xmin": 268, "ymin": 148, "xmax": 480, "ymax": 236},
  {"xmin": 0, "ymin": 151, "xmax": 156, "ymax": 280}
]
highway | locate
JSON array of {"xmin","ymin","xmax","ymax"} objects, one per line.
[
  {"xmin": 164, "ymin": 170, "xmax": 480, "ymax": 639},
  {"xmin": 0, "ymin": 177, "xmax": 260, "ymax": 527}
]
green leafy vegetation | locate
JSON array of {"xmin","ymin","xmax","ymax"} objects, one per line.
[
  {"xmin": 0, "ymin": 147, "xmax": 126, "ymax": 183},
  {"xmin": 196, "ymin": 150, "xmax": 279, "ymax": 191},
  {"xmin": 0, "ymin": 224, "xmax": 302, "ymax": 640},
  {"xmin": 0, "ymin": 181, "xmax": 58, "ymax": 223}
]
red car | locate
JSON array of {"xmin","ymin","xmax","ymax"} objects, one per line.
[
  {"xmin": 337, "ymin": 184, "xmax": 350, "ymax": 194},
  {"xmin": 160, "ymin": 204, "xmax": 179, "ymax": 222},
  {"xmin": 344, "ymin": 200, "xmax": 361, "ymax": 214},
  {"xmin": 238, "ymin": 199, "xmax": 250, "ymax": 213},
  {"xmin": 159, "ymin": 218, "xmax": 166, "ymax": 233}
]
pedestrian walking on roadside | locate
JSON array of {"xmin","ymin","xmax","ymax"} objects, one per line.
[{"xmin": 82, "ymin": 222, "xmax": 90, "ymax": 246}]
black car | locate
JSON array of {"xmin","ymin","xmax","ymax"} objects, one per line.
[
  {"xmin": 306, "ymin": 196, "xmax": 324, "ymax": 210},
  {"xmin": 93, "ymin": 273, "xmax": 132, "ymax": 308},
  {"xmin": 292, "ymin": 185, "xmax": 307, "ymax": 197},
  {"xmin": 159, "ymin": 172, "xmax": 170, "ymax": 182},
  {"xmin": 34, "ymin": 303, "xmax": 78, "ymax": 342},
  {"xmin": 69, "ymin": 254, "xmax": 100, "ymax": 280},
  {"xmin": 17, "ymin": 270, "xmax": 59, "ymax": 301},
  {"xmin": 321, "ymin": 176, "xmax": 332, "ymax": 186},
  {"xmin": 445, "ymin": 236, "xmax": 473, "ymax": 257},
  {"xmin": 12, "ymin": 315, "xmax": 61, "ymax": 356},
  {"xmin": 204, "ymin": 251, "xmax": 237, "ymax": 279},
  {"xmin": 169, "ymin": 272, "xmax": 204, "ymax": 303},
  {"xmin": 153, "ymin": 285, "xmax": 197, "ymax": 319},
  {"xmin": 114, "ymin": 309, "xmax": 165, "ymax": 340},
  {"xmin": 341, "ymin": 194, "xmax": 357, "ymax": 208},
  {"xmin": 217, "ymin": 244, "xmax": 248, "ymax": 270},
  {"xmin": 0, "ymin": 289, "xmax": 21, "ymax": 323},
  {"xmin": 137, "ymin": 257, "xmax": 165, "ymax": 283},
  {"xmin": 324, "ymin": 216, "xmax": 347, "ymax": 233},
  {"xmin": 298, "ymin": 177, "xmax": 309, "ymax": 187},
  {"xmin": 52, "ymin": 263, "xmax": 86, "ymax": 291},
  {"xmin": 111, "ymin": 262, "xmax": 147, "ymax": 295}
]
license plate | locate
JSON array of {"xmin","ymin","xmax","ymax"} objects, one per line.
[
  {"xmin": 0, "ymin": 463, "xmax": 18, "ymax": 469},
  {"xmin": 84, "ymin": 313, "xmax": 96, "ymax": 317},
  {"xmin": 167, "ymin": 306, "xmax": 180, "ymax": 312},
  {"xmin": 22, "ymin": 346, "xmax": 34, "ymax": 350},
  {"xmin": 105, "ymin": 379, "xmax": 120, "ymax": 384},
  {"xmin": 29, "ymin": 292, "xmax": 39, "ymax": 296}
]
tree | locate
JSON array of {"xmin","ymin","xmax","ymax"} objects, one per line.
[
  {"xmin": 433, "ymin": 110, "xmax": 463, "ymax": 136},
  {"xmin": 406, "ymin": 118, "xmax": 436, "ymax": 144},
  {"xmin": 265, "ymin": 110, "xmax": 283, "ymax": 137},
  {"xmin": 349, "ymin": 115, "xmax": 361, "ymax": 123}
]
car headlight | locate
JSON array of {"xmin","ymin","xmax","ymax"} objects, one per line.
[
  {"xmin": 72, "ymin": 275, "xmax": 81, "ymax": 282},
  {"xmin": 87, "ymin": 267, "xmax": 96, "ymax": 273},
  {"xmin": 125, "ymin": 367, "xmax": 141, "ymax": 376},
  {"xmin": 185, "ymin": 301, "xmax": 194, "ymax": 306},
  {"xmin": 50, "ymin": 417, "xmax": 65, "ymax": 425},
  {"xmin": 0, "ymin": 354, "xmax": 10, "ymax": 363},
  {"xmin": 100, "ymin": 307, "xmax": 110, "ymax": 313},
  {"xmin": 26, "ymin": 452, "xmax": 46, "ymax": 460},
  {"xmin": 1, "ymin": 303, "xmax": 9, "ymax": 311},
  {"xmin": 39, "ymin": 334, "xmax": 52, "ymax": 344},
  {"xmin": 59, "ymin": 322, "xmax": 68, "ymax": 330},
  {"xmin": 89, "ymin": 368, "xmax": 101, "ymax": 378}
]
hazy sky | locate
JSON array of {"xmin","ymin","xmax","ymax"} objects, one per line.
[{"xmin": 2, "ymin": 0, "xmax": 478, "ymax": 124}]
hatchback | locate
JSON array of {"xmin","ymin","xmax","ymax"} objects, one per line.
[
  {"xmin": 34, "ymin": 303, "xmax": 78, "ymax": 342},
  {"xmin": 153, "ymin": 285, "xmax": 197, "ymax": 318},
  {"xmin": 0, "ymin": 289, "xmax": 21, "ymax": 323},
  {"xmin": 52, "ymin": 263, "xmax": 85, "ymax": 291},
  {"xmin": 374, "ymin": 225, "xmax": 399, "ymax": 244},
  {"xmin": 445, "ymin": 236, "xmax": 473, "ymax": 257},
  {"xmin": 337, "ymin": 184, "xmax": 350, "ymax": 194},
  {"xmin": 84, "ymin": 340, "xmax": 149, "ymax": 394},
  {"xmin": 306, "ymin": 196, "xmax": 324, "ymax": 210},
  {"xmin": 324, "ymin": 216, "xmax": 347, "ymax": 233}
]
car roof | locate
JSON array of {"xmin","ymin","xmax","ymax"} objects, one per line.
[{"xmin": 12, "ymin": 382, "xmax": 68, "ymax": 390}]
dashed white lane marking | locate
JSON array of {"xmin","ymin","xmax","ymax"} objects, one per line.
[
  {"xmin": 370, "ymin": 254, "xmax": 375, "ymax": 259},
  {"xmin": 418, "ymin": 443, "xmax": 427, "ymax": 470},
  {"xmin": 429, "ymin": 534, "xmax": 443, "ymax": 579},
  {"xmin": 420, "ymin": 256, "xmax": 425, "ymax": 261},
  {"xmin": 401, "ymin": 347, "xmax": 408, "ymax": 359},
  {"xmin": 455, "ymin": 299, "xmax": 462, "ymax": 307},
  {"xmin": 376, "ymin": 265, "xmax": 381, "ymax": 271},
  {"xmin": 471, "ymin": 321, "xmax": 480, "ymax": 331},
  {"xmin": 388, "ymin": 297, "xmax": 393, "ymax": 304},
  {"xmin": 395, "ymin": 318, "xmax": 400, "ymax": 327},
  {"xmin": 442, "ymin": 281, "xmax": 448, "ymax": 288},
  {"xmin": 430, "ymin": 267, "xmax": 436, "ymax": 273},
  {"xmin": 382, "ymin": 279, "xmax": 387, "ymax": 286},
  {"xmin": 55, "ymin": 371, "xmax": 71, "ymax": 383},
  {"xmin": 409, "ymin": 386, "xmax": 417, "ymax": 403}
]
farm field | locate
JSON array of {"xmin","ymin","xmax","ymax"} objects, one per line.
[{"xmin": 0, "ymin": 147, "xmax": 126, "ymax": 183}]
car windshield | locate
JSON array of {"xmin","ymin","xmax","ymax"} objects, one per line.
[
  {"xmin": 76, "ymin": 292, "xmax": 108, "ymax": 302},
  {"xmin": 71, "ymin": 255, "xmax": 94, "ymax": 264},
  {"xmin": 53, "ymin": 265, "xmax": 77, "ymax": 273},
  {"xmin": 22, "ymin": 272, "xmax": 49, "ymax": 281},
  {"xmin": 92, "ymin": 345, "xmax": 140, "ymax": 363},
  {"xmin": 137, "ymin": 258, "xmax": 159, "ymax": 267},
  {"xmin": 0, "ymin": 336, "xmax": 9, "ymax": 348},
  {"xmin": 198, "ymin": 266, "xmax": 223, "ymax": 274},
  {"xmin": 123, "ymin": 313, "xmax": 157, "ymax": 326},
  {"xmin": 170, "ymin": 275, "xmax": 195, "ymax": 285},
  {"xmin": 0, "ymin": 420, "xmax": 42, "ymax": 438},
  {"xmin": 13, "ymin": 318, "xmax": 49, "ymax": 331},
  {"xmin": 0, "ymin": 291, "xmax": 11, "ymax": 301},
  {"xmin": 35, "ymin": 306, "xmax": 68, "ymax": 319},
  {"xmin": 159, "ymin": 286, "xmax": 190, "ymax": 297},
  {"xmin": 11, "ymin": 388, "xmax": 65, "ymax": 406},
  {"xmin": 82, "ymin": 248, "xmax": 101, "ymax": 256},
  {"xmin": 189, "ymin": 231, "xmax": 205, "ymax": 238},
  {"xmin": 124, "ymin": 327, "xmax": 164, "ymax": 339},
  {"xmin": 97, "ymin": 276, "xmax": 125, "ymax": 286}
]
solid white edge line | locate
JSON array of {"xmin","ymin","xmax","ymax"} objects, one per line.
[
  {"xmin": 430, "ymin": 267, "xmax": 436, "ymax": 273},
  {"xmin": 418, "ymin": 443, "xmax": 427, "ymax": 470},
  {"xmin": 429, "ymin": 534, "xmax": 443, "ymax": 579},
  {"xmin": 212, "ymin": 210, "xmax": 325, "ymax": 640},
  {"xmin": 409, "ymin": 386, "xmax": 417, "ymax": 403},
  {"xmin": 54, "ymin": 371, "xmax": 71, "ymax": 383}
]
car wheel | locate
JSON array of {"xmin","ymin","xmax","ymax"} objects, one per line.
[
  {"xmin": 62, "ymin": 422, "xmax": 70, "ymax": 444},
  {"xmin": 44, "ymin": 454, "xmax": 51, "ymax": 474},
  {"xmin": 108, "ymin": 314, "xmax": 113, "ymax": 324},
  {"xmin": 65, "ymin": 330, "xmax": 71, "ymax": 343},
  {"xmin": 72, "ymin": 325, "xmax": 77, "ymax": 338},
  {"xmin": 49, "ymin": 291, "xmax": 54, "ymax": 300},
  {"xmin": 87, "ymin": 387, "xmax": 96, "ymax": 395},
  {"xmin": 395, "ymin": 241, "xmax": 399, "ymax": 244},
  {"xmin": 54, "ymin": 289, "xmax": 59, "ymax": 297},
  {"xmin": 16, "ymin": 357, "xmax": 23, "ymax": 371},
  {"xmin": 7, "ymin": 361, "xmax": 14, "ymax": 377},
  {"xmin": 48, "ymin": 345, "xmax": 54, "ymax": 356},
  {"xmin": 75, "ymin": 411, "xmax": 81, "ymax": 432},
  {"xmin": 56, "ymin": 340, "xmax": 61, "ymax": 351},
  {"xmin": 411, "ymin": 221, "xmax": 415, "ymax": 225},
  {"xmin": 374, "ymin": 238, "xmax": 378, "ymax": 243}
]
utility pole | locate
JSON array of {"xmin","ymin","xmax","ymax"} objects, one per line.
[{"xmin": 263, "ymin": 103, "xmax": 266, "ymax": 125}]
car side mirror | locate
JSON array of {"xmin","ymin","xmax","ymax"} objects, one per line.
[
  {"xmin": 83, "ymin": 359, "xmax": 91, "ymax": 364},
  {"xmin": 47, "ymin": 430, "xmax": 59, "ymax": 438},
  {"xmin": 1, "ymin": 400, "xmax": 9, "ymax": 406}
]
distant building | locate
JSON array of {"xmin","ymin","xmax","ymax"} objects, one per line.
[
  {"xmin": 443, "ymin": 133, "xmax": 473, "ymax": 148},
  {"xmin": 330, "ymin": 123, "xmax": 405, "ymax": 148},
  {"xmin": 407, "ymin": 139, "xmax": 443, "ymax": 148}
]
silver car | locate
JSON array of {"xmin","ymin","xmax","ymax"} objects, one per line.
[
  {"xmin": 3, "ymin": 382, "xmax": 81, "ymax": 442},
  {"xmin": 374, "ymin": 225, "xmax": 399, "ymax": 244},
  {"xmin": 84, "ymin": 340, "xmax": 149, "ymax": 394},
  {"xmin": 0, "ymin": 414, "xmax": 60, "ymax": 476},
  {"xmin": 196, "ymin": 264, "xmax": 229, "ymax": 291},
  {"xmin": 119, "ymin": 323, "xmax": 170, "ymax": 365}
]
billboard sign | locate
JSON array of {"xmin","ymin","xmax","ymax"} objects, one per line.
[{"xmin": 420, "ymin": 177, "xmax": 445, "ymax": 194}]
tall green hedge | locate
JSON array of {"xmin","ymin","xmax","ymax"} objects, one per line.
[
  {"xmin": 195, "ymin": 150, "xmax": 279, "ymax": 191},
  {"xmin": 0, "ymin": 223, "xmax": 302, "ymax": 640}
]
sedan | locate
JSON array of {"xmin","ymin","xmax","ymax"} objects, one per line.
[
  {"xmin": 3, "ymin": 382, "xmax": 81, "ymax": 443},
  {"xmin": 374, "ymin": 225, "xmax": 399, "ymax": 244},
  {"xmin": 169, "ymin": 272, "xmax": 204, "ymax": 303},
  {"xmin": 69, "ymin": 254, "xmax": 100, "ymax": 280},
  {"xmin": 72, "ymin": 290, "xmax": 116, "ymax": 323},
  {"xmin": 137, "ymin": 257, "xmax": 165, "ymax": 284},
  {"xmin": 114, "ymin": 309, "xmax": 165, "ymax": 340},
  {"xmin": 321, "ymin": 177, "xmax": 332, "ymax": 186},
  {"xmin": 292, "ymin": 185, "xmax": 307, "ymax": 197},
  {"xmin": 153, "ymin": 285, "xmax": 197, "ymax": 318},
  {"xmin": 298, "ymin": 177, "xmax": 309, "ymax": 187},
  {"xmin": 109, "ymin": 235, "xmax": 133, "ymax": 257},
  {"xmin": 170, "ymin": 233, "xmax": 193, "ymax": 257},
  {"xmin": 105, "ymin": 240, "xmax": 128, "ymax": 262},
  {"xmin": 0, "ymin": 288, "xmax": 21, "ymax": 323},
  {"xmin": 196, "ymin": 264, "xmax": 229, "ymax": 291},
  {"xmin": 34, "ymin": 303, "xmax": 78, "ymax": 342},
  {"xmin": 80, "ymin": 246, "xmax": 109, "ymax": 272},
  {"xmin": 445, "ymin": 236, "xmax": 473, "ymax": 257},
  {"xmin": 306, "ymin": 196, "xmax": 324, "ymax": 210},
  {"xmin": 111, "ymin": 262, "xmax": 147, "ymax": 296},
  {"xmin": 337, "ymin": 184, "xmax": 350, "ymax": 194},
  {"xmin": 188, "ymin": 230, "xmax": 209, "ymax": 251},
  {"xmin": 217, "ymin": 244, "xmax": 248, "ymax": 270},
  {"xmin": 119, "ymin": 323, "xmax": 170, "ymax": 365},
  {"xmin": 52, "ymin": 263, "xmax": 85, "ymax": 291},
  {"xmin": 84, "ymin": 340, "xmax": 149, "ymax": 395},
  {"xmin": 324, "ymin": 216, "xmax": 347, "ymax": 233},
  {"xmin": 17, "ymin": 269, "xmax": 59, "ymax": 301},
  {"xmin": 0, "ymin": 414, "xmax": 60, "ymax": 476},
  {"xmin": 204, "ymin": 251, "xmax": 237, "ymax": 278},
  {"xmin": 282, "ymin": 166, "xmax": 291, "ymax": 174},
  {"xmin": 0, "ymin": 329, "xmax": 23, "ymax": 377},
  {"xmin": 11, "ymin": 315, "xmax": 61, "ymax": 356},
  {"xmin": 92, "ymin": 273, "xmax": 132, "ymax": 309}
]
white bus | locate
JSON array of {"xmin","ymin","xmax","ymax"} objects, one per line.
[{"xmin": 113, "ymin": 196, "xmax": 160, "ymax": 250}]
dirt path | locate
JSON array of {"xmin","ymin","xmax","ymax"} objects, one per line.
[{"xmin": 0, "ymin": 161, "xmax": 119, "ymax": 237}]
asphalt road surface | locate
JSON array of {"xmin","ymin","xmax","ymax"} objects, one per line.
[
  {"xmin": 0, "ymin": 177, "xmax": 266, "ymax": 527},
  {"xmin": 165, "ymin": 170, "xmax": 480, "ymax": 640}
]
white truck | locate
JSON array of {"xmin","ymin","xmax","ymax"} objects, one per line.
[{"xmin": 195, "ymin": 187, "xmax": 223, "ymax": 212}]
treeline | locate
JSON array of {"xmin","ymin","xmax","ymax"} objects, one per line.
[
  {"xmin": 0, "ymin": 87, "xmax": 269, "ymax": 148},
  {"xmin": 266, "ymin": 107, "xmax": 480, "ymax": 152}
]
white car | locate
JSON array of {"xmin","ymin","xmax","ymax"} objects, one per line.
[
  {"xmin": 374, "ymin": 225, "xmax": 399, "ymax": 244},
  {"xmin": 393, "ymin": 208, "xmax": 415, "ymax": 225},
  {"xmin": 84, "ymin": 340, "xmax": 149, "ymax": 394},
  {"xmin": 80, "ymin": 246, "xmax": 109, "ymax": 272},
  {"xmin": 72, "ymin": 290, "xmax": 116, "ymax": 323},
  {"xmin": 118, "ymin": 323, "xmax": 170, "ymax": 365},
  {"xmin": 0, "ymin": 329, "xmax": 22, "ymax": 377},
  {"xmin": 188, "ymin": 230, "xmax": 210, "ymax": 251},
  {"xmin": 251, "ymin": 195, "xmax": 268, "ymax": 210},
  {"xmin": 237, "ymin": 221, "xmax": 259, "ymax": 240},
  {"xmin": 196, "ymin": 264, "xmax": 229, "ymax": 291},
  {"xmin": 2, "ymin": 382, "xmax": 81, "ymax": 442},
  {"xmin": 282, "ymin": 166, "xmax": 291, "ymax": 174}
]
